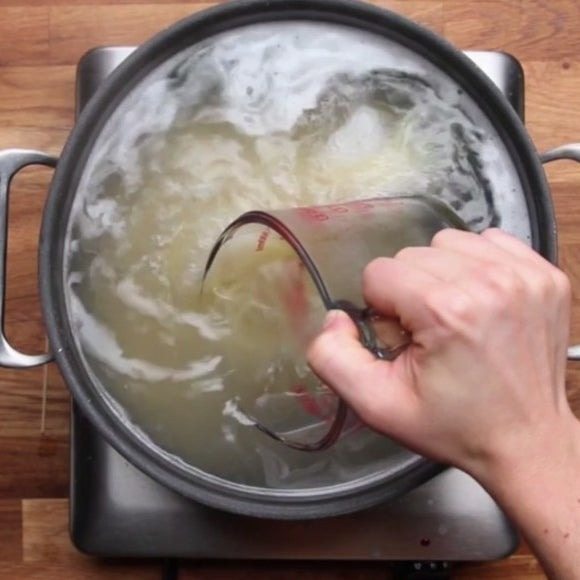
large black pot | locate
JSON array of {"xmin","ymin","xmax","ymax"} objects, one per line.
[{"xmin": 1, "ymin": 0, "xmax": 579, "ymax": 519}]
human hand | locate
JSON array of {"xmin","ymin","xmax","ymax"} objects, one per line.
[{"xmin": 307, "ymin": 228, "xmax": 576, "ymax": 482}]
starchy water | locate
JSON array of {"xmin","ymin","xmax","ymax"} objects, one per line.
[{"xmin": 65, "ymin": 22, "xmax": 531, "ymax": 489}]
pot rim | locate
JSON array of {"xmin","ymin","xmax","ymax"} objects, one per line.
[{"xmin": 39, "ymin": 0, "xmax": 555, "ymax": 518}]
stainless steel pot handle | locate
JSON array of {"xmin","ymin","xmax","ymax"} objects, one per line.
[
  {"xmin": 0, "ymin": 149, "xmax": 57, "ymax": 368},
  {"xmin": 2, "ymin": 145, "xmax": 578, "ymax": 369},
  {"xmin": 541, "ymin": 143, "xmax": 580, "ymax": 361}
]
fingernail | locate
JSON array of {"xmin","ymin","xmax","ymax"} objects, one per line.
[{"xmin": 323, "ymin": 309, "xmax": 343, "ymax": 330}]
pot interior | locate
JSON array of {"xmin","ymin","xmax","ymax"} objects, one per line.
[{"xmin": 62, "ymin": 17, "xmax": 532, "ymax": 500}]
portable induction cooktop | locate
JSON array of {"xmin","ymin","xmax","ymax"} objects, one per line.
[{"xmin": 70, "ymin": 48, "xmax": 521, "ymax": 570}]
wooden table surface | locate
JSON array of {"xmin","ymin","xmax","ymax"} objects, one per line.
[{"xmin": 1, "ymin": 0, "xmax": 580, "ymax": 577}]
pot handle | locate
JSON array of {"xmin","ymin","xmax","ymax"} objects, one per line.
[
  {"xmin": 541, "ymin": 143, "xmax": 580, "ymax": 361},
  {"xmin": 0, "ymin": 149, "xmax": 57, "ymax": 368}
]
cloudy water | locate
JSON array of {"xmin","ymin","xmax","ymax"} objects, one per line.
[{"xmin": 65, "ymin": 22, "xmax": 530, "ymax": 489}]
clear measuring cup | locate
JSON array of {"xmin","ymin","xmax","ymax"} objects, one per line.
[{"xmin": 202, "ymin": 196, "xmax": 467, "ymax": 452}]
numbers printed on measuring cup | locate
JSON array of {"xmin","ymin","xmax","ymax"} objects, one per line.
[
  {"xmin": 297, "ymin": 207, "xmax": 330, "ymax": 222},
  {"xmin": 256, "ymin": 229, "xmax": 270, "ymax": 251},
  {"xmin": 254, "ymin": 228, "xmax": 286, "ymax": 252},
  {"xmin": 296, "ymin": 200, "xmax": 376, "ymax": 223}
]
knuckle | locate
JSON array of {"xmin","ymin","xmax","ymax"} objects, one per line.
[
  {"xmin": 481, "ymin": 227, "xmax": 504, "ymax": 242},
  {"xmin": 530, "ymin": 272, "xmax": 556, "ymax": 301},
  {"xmin": 431, "ymin": 228, "xmax": 458, "ymax": 248},
  {"xmin": 363, "ymin": 257, "xmax": 386, "ymax": 279},
  {"xmin": 478, "ymin": 263, "xmax": 522, "ymax": 298},
  {"xmin": 444, "ymin": 292, "xmax": 476, "ymax": 323},
  {"xmin": 423, "ymin": 288, "xmax": 448, "ymax": 316},
  {"xmin": 431, "ymin": 228, "xmax": 479, "ymax": 248},
  {"xmin": 515, "ymin": 266, "xmax": 570, "ymax": 306},
  {"xmin": 393, "ymin": 246, "xmax": 417, "ymax": 262},
  {"xmin": 363, "ymin": 257, "xmax": 389, "ymax": 287},
  {"xmin": 552, "ymin": 268, "xmax": 572, "ymax": 301},
  {"xmin": 424, "ymin": 287, "xmax": 475, "ymax": 335}
]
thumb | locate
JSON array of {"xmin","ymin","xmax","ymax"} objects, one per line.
[{"xmin": 307, "ymin": 310, "xmax": 416, "ymax": 433}]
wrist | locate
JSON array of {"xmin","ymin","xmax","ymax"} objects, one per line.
[
  {"xmin": 464, "ymin": 410, "xmax": 580, "ymax": 580},
  {"xmin": 466, "ymin": 409, "xmax": 580, "ymax": 499}
]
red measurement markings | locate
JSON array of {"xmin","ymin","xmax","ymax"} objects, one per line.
[
  {"xmin": 291, "ymin": 384, "xmax": 325, "ymax": 418},
  {"xmin": 297, "ymin": 207, "xmax": 330, "ymax": 222},
  {"xmin": 256, "ymin": 228, "xmax": 270, "ymax": 251},
  {"xmin": 349, "ymin": 200, "xmax": 375, "ymax": 213},
  {"xmin": 280, "ymin": 261, "xmax": 309, "ymax": 338},
  {"xmin": 327, "ymin": 204, "xmax": 349, "ymax": 214}
]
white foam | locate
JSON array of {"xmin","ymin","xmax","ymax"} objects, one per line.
[
  {"xmin": 116, "ymin": 276, "xmax": 230, "ymax": 341},
  {"xmin": 67, "ymin": 22, "xmax": 530, "ymax": 256},
  {"xmin": 63, "ymin": 21, "xmax": 533, "ymax": 489},
  {"xmin": 70, "ymin": 292, "xmax": 222, "ymax": 382},
  {"xmin": 223, "ymin": 398, "xmax": 255, "ymax": 427}
]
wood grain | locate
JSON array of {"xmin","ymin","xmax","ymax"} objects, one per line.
[
  {"xmin": 0, "ymin": 501, "xmax": 23, "ymax": 563},
  {"xmin": 443, "ymin": 1, "xmax": 524, "ymax": 50},
  {"xmin": 0, "ymin": 66, "xmax": 74, "ymax": 129},
  {"xmin": 0, "ymin": 8, "xmax": 49, "ymax": 66},
  {"xmin": 1, "ymin": 0, "xmax": 580, "ymax": 577},
  {"xmin": 49, "ymin": 5, "xmax": 212, "ymax": 64},
  {"xmin": 444, "ymin": 0, "xmax": 580, "ymax": 59},
  {"xmin": 368, "ymin": 0, "xmax": 444, "ymax": 32}
]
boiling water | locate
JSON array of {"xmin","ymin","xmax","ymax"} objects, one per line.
[{"xmin": 66, "ymin": 22, "xmax": 531, "ymax": 489}]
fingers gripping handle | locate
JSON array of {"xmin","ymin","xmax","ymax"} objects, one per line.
[
  {"xmin": 0, "ymin": 150, "xmax": 57, "ymax": 368},
  {"xmin": 541, "ymin": 144, "xmax": 580, "ymax": 361}
]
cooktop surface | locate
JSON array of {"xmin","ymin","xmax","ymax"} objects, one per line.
[{"xmin": 70, "ymin": 47, "xmax": 522, "ymax": 564}]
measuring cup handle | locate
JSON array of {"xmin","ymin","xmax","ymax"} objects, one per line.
[
  {"xmin": 540, "ymin": 144, "xmax": 580, "ymax": 361},
  {"xmin": 331, "ymin": 301, "xmax": 410, "ymax": 361}
]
